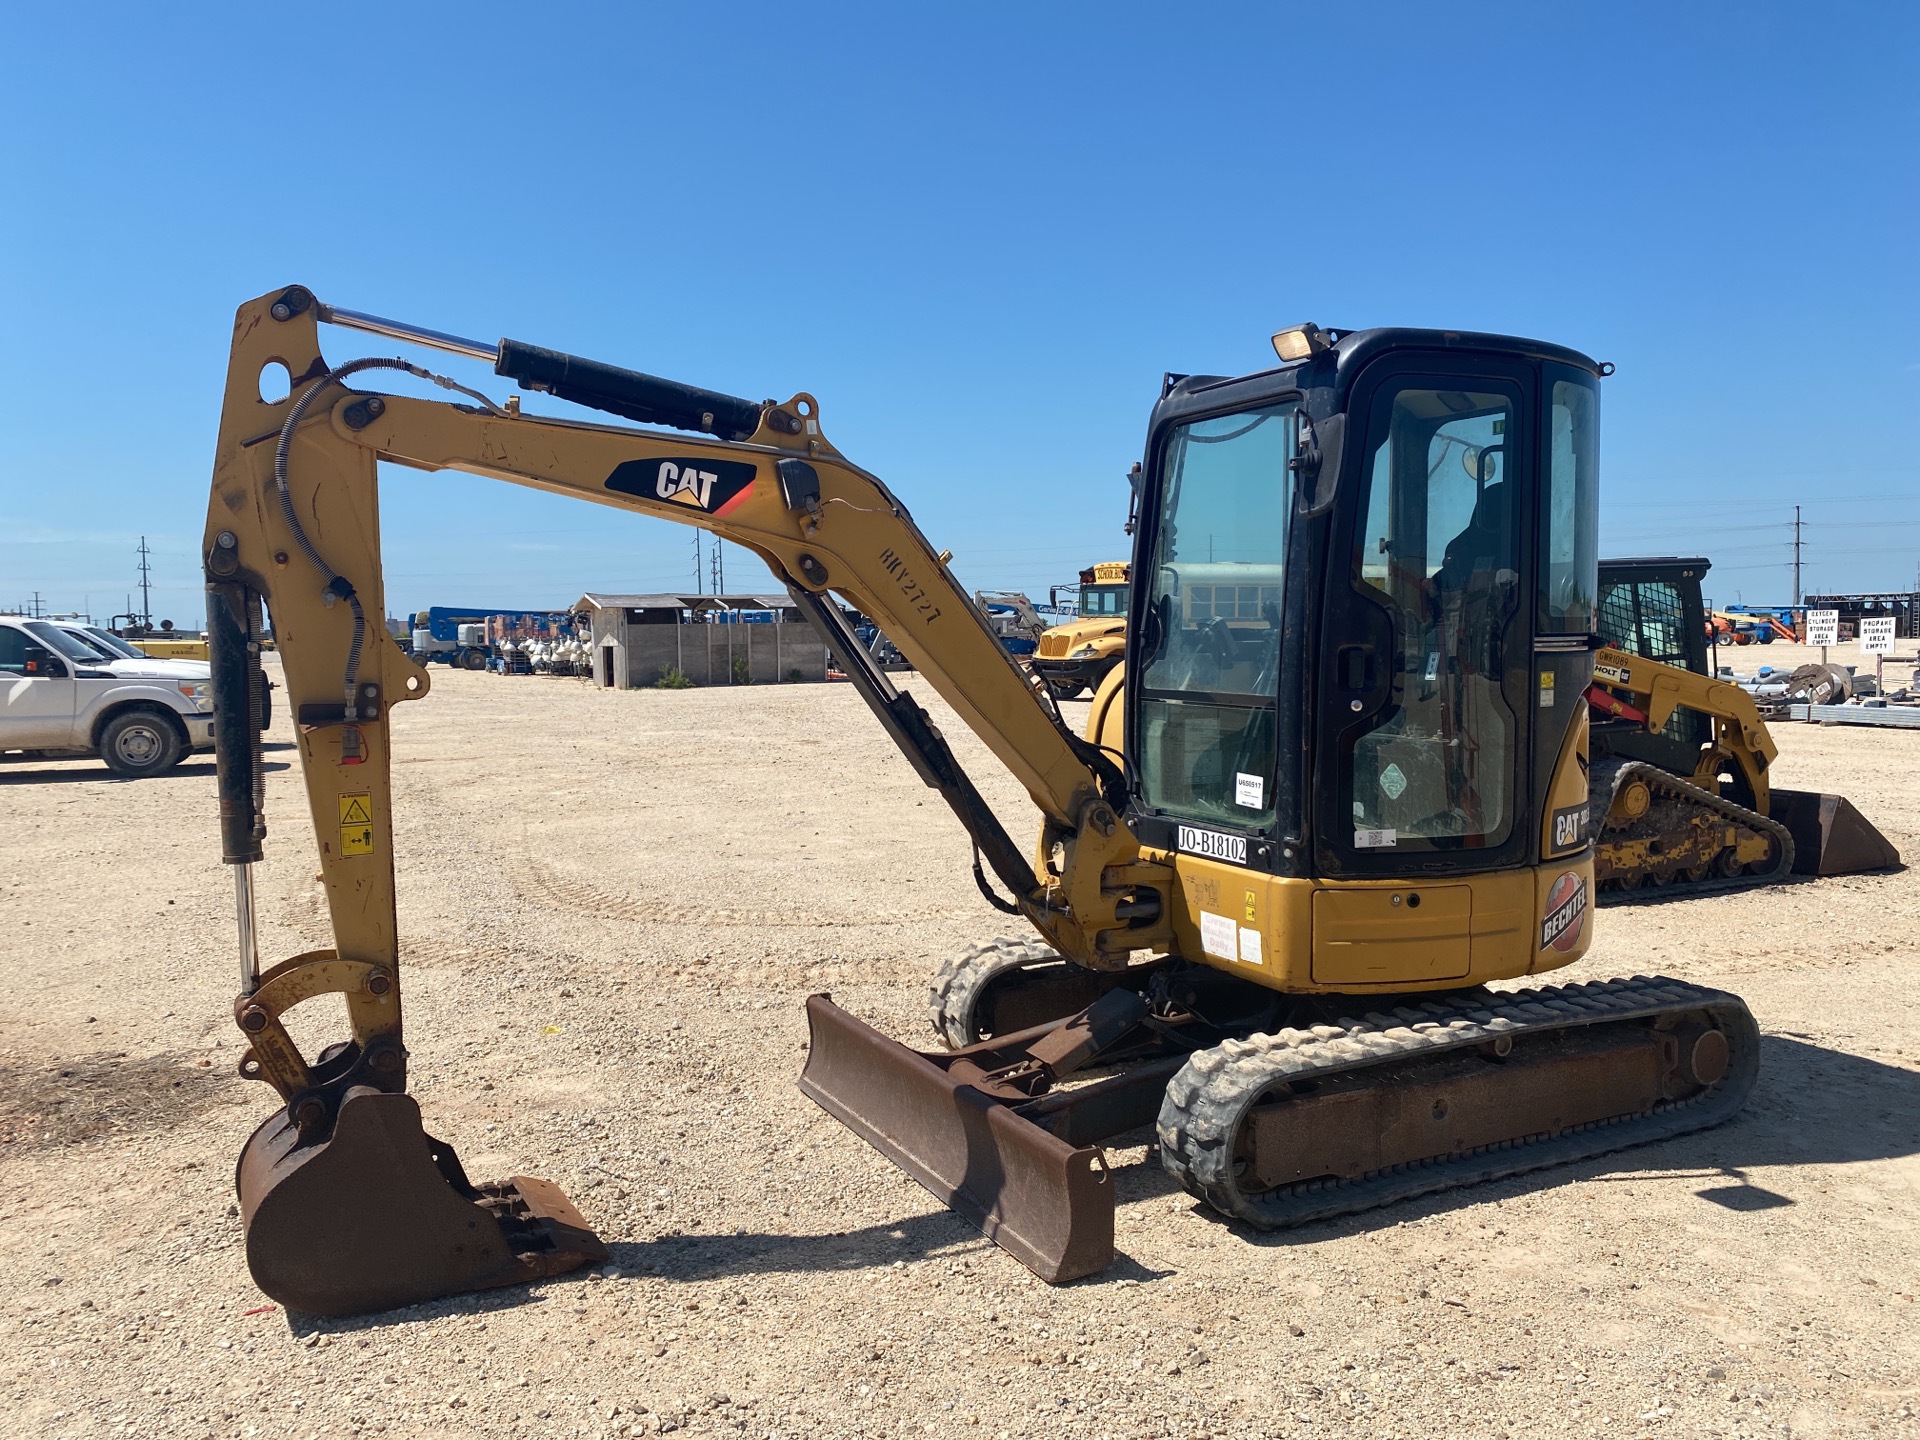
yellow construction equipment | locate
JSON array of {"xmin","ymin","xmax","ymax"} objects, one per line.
[
  {"xmin": 203, "ymin": 294, "xmax": 1761, "ymax": 1314},
  {"xmin": 1585, "ymin": 557, "xmax": 1896, "ymax": 894},
  {"xmin": 1032, "ymin": 562, "xmax": 1129, "ymax": 698}
]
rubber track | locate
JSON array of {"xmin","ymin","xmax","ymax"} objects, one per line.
[
  {"xmin": 926, "ymin": 937, "xmax": 1060, "ymax": 1048},
  {"xmin": 1589, "ymin": 757, "xmax": 1796, "ymax": 904},
  {"xmin": 1156, "ymin": 974, "xmax": 1760, "ymax": 1229}
]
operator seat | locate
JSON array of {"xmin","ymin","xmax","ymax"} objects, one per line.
[{"xmin": 1435, "ymin": 480, "xmax": 1511, "ymax": 593}]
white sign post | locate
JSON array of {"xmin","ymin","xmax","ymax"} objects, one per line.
[
  {"xmin": 1805, "ymin": 608, "xmax": 1839, "ymax": 668},
  {"xmin": 1860, "ymin": 614, "xmax": 1897, "ymax": 694}
]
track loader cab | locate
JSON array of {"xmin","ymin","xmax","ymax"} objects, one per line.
[
  {"xmin": 1591, "ymin": 557, "xmax": 1716, "ymax": 779},
  {"xmin": 1125, "ymin": 325, "xmax": 1604, "ymax": 990}
]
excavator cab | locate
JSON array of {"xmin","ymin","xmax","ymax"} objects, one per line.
[{"xmin": 1126, "ymin": 330, "xmax": 1603, "ymax": 903}]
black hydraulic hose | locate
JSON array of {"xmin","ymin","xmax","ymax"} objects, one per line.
[
  {"xmin": 273, "ymin": 357, "xmax": 421, "ymax": 705},
  {"xmin": 972, "ymin": 844, "xmax": 1022, "ymax": 915},
  {"xmin": 272, "ymin": 356, "xmax": 504, "ymax": 705}
]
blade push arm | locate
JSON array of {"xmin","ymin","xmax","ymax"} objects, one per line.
[
  {"xmin": 1587, "ymin": 645, "xmax": 1778, "ymax": 809},
  {"xmin": 204, "ymin": 288, "xmax": 1170, "ymax": 1095}
]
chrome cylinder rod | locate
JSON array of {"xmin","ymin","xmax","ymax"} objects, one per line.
[
  {"xmin": 235, "ymin": 862, "xmax": 263, "ymax": 994},
  {"xmin": 316, "ymin": 303, "xmax": 500, "ymax": 364}
]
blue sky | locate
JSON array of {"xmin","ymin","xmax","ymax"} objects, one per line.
[{"xmin": 3, "ymin": 2, "xmax": 1915, "ymax": 623}]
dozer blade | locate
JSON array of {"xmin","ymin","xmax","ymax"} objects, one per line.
[
  {"xmin": 1771, "ymin": 788, "xmax": 1902, "ymax": 876},
  {"xmin": 797, "ymin": 994, "xmax": 1114, "ymax": 1283},
  {"xmin": 237, "ymin": 1085, "xmax": 606, "ymax": 1317}
]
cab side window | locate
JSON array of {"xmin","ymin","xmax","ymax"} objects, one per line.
[{"xmin": 0, "ymin": 628, "xmax": 31, "ymax": 676}]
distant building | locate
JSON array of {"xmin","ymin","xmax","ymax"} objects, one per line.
[{"xmin": 573, "ymin": 593, "xmax": 829, "ymax": 688}]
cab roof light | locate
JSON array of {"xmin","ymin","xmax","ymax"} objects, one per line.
[{"xmin": 1271, "ymin": 323, "xmax": 1335, "ymax": 362}]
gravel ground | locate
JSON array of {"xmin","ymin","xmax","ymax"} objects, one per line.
[{"xmin": 3, "ymin": 652, "xmax": 1917, "ymax": 1440}]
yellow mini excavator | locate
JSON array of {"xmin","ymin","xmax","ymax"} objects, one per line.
[{"xmin": 203, "ymin": 292, "xmax": 1761, "ymax": 1315}]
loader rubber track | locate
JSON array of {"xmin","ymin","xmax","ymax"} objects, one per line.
[
  {"xmin": 1589, "ymin": 757, "xmax": 1795, "ymax": 902},
  {"xmin": 1157, "ymin": 975, "xmax": 1758, "ymax": 1231}
]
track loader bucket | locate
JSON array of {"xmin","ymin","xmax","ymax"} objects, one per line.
[
  {"xmin": 237, "ymin": 1086, "xmax": 606, "ymax": 1317},
  {"xmin": 797, "ymin": 995, "xmax": 1115, "ymax": 1283},
  {"xmin": 1771, "ymin": 789, "xmax": 1902, "ymax": 877}
]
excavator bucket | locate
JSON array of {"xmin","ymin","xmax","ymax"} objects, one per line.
[
  {"xmin": 797, "ymin": 995, "xmax": 1115, "ymax": 1283},
  {"xmin": 237, "ymin": 1086, "xmax": 606, "ymax": 1317},
  {"xmin": 1771, "ymin": 788, "xmax": 1902, "ymax": 877}
]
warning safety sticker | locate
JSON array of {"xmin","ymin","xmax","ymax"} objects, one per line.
[{"xmin": 339, "ymin": 792, "xmax": 374, "ymax": 857}]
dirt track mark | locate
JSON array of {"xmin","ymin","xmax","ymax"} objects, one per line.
[
  {"xmin": 511, "ymin": 857, "xmax": 968, "ymax": 929},
  {"xmin": 0, "ymin": 1051, "xmax": 235, "ymax": 1149}
]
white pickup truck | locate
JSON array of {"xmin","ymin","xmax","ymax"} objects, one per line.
[{"xmin": 0, "ymin": 617, "xmax": 218, "ymax": 777}]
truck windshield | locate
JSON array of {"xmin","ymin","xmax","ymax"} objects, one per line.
[
  {"xmin": 81, "ymin": 627, "xmax": 146, "ymax": 659},
  {"xmin": 1136, "ymin": 404, "xmax": 1295, "ymax": 829},
  {"xmin": 27, "ymin": 621, "xmax": 114, "ymax": 663},
  {"xmin": 1080, "ymin": 584, "xmax": 1129, "ymax": 618}
]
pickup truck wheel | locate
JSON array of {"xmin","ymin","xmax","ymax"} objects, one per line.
[{"xmin": 99, "ymin": 708, "xmax": 187, "ymax": 778}]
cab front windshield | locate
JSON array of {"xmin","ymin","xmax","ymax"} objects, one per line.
[
  {"xmin": 80, "ymin": 627, "xmax": 145, "ymax": 660},
  {"xmin": 27, "ymin": 621, "xmax": 113, "ymax": 664},
  {"xmin": 1079, "ymin": 584, "xmax": 1129, "ymax": 618},
  {"xmin": 1137, "ymin": 404, "xmax": 1295, "ymax": 828}
]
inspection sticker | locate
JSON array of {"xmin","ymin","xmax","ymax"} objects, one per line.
[
  {"xmin": 339, "ymin": 792, "xmax": 374, "ymax": 857},
  {"xmin": 1354, "ymin": 828, "xmax": 1398, "ymax": 849},
  {"xmin": 1238, "ymin": 927, "xmax": 1264, "ymax": 965},
  {"xmin": 1199, "ymin": 911, "xmax": 1238, "ymax": 962}
]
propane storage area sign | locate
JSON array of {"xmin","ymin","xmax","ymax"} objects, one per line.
[{"xmin": 1860, "ymin": 616, "xmax": 1897, "ymax": 653}]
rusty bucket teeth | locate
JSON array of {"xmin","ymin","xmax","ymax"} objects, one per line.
[
  {"xmin": 237, "ymin": 1085, "xmax": 605, "ymax": 1317},
  {"xmin": 797, "ymin": 994, "xmax": 1114, "ymax": 1284}
]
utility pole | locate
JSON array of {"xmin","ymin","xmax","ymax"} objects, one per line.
[
  {"xmin": 31, "ymin": 591, "xmax": 43, "ymax": 618},
  {"xmin": 1791, "ymin": 506, "xmax": 1803, "ymax": 606},
  {"xmin": 692, "ymin": 532, "xmax": 703, "ymax": 594},
  {"xmin": 137, "ymin": 535, "xmax": 154, "ymax": 627}
]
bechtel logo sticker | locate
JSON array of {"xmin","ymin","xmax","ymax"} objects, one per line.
[{"xmin": 1541, "ymin": 870, "xmax": 1589, "ymax": 953}]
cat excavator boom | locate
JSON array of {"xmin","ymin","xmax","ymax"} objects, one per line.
[{"xmin": 204, "ymin": 291, "xmax": 1759, "ymax": 1315}]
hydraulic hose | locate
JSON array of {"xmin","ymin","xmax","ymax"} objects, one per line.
[{"xmin": 272, "ymin": 357, "xmax": 505, "ymax": 706}]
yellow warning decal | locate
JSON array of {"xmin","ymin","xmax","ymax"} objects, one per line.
[
  {"xmin": 339, "ymin": 792, "xmax": 374, "ymax": 857},
  {"xmin": 1243, "ymin": 889, "xmax": 1258, "ymax": 924}
]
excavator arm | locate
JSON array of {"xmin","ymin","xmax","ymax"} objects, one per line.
[{"xmin": 203, "ymin": 286, "xmax": 1170, "ymax": 1314}]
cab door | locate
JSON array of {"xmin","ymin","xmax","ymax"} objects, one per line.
[
  {"xmin": 0, "ymin": 628, "xmax": 79, "ymax": 748},
  {"xmin": 1313, "ymin": 358, "xmax": 1536, "ymax": 878}
]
